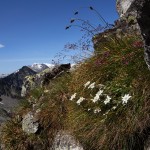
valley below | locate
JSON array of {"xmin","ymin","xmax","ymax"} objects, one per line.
[{"xmin": 0, "ymin": 95, "xmax": 19, "ymax": 124}]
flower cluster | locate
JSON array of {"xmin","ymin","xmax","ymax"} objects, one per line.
[
  {"xmin": 69, "ymin": 81, "xmax": 132, "ymax": 115},
  {"xmin": 132, "ymin": 41, "xmax": 143, "ymax": 48},
  {"xmin": 76, "ymin": 97, "xmax": 85, "ymax": 105},
  {"xmin": 91, "ymin": 89, "xmax": 103, "ymax": 103}
]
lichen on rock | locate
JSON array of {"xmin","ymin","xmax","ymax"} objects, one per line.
[{"xmin": 22, "ymin": 111, "xmax": 39, "ymax": 134}]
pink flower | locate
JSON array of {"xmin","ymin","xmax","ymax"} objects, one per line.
[{"xmin": 132, "ymin": 41, "xmax": 143, "ymax": 48}]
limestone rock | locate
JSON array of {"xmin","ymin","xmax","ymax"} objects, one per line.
[
  {"xmin": 53, "ymin": 131, "xmax": 83, "ymax": 150},
  {"xmin": 22, "ymin": 112, "xmax": 39, "ymax": 134},
  {"xmin": 116, "ymin": 0, "xmax": 135, "ymax": 16}
]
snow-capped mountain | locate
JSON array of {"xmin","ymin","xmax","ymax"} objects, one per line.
[
  {"xmin": 0, "ymin": 66, "xmax": 37, "ymax": 97},
  {"xmin": 28, "ymin": 63, "xmax": 48, "ymax": 73},
  {"xmin": 43, "ymin": 63, "xmax": 55, "ymax": 68},
  {"xmin": 28, "ymin": 63, "xmax": 55, "ymax": 73}
]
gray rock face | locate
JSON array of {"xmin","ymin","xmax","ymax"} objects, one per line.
[
  {"xmin": 0, "ymin": 66, "xmax": 36, "ymax": 98},
  {"xmin": 136, "ymin": 0, "xmax": 150, "ymax": 69},
  {"xmin": 28, "ymin": 63, "xmax": 50, "ymax": 73},
  {"xmin": 116, "ymin": 0, "xmax": 150, "ymax": 69},
  {"xmin": 22, "ymin": 112, "xmax": 39, "ymax": 134},
  {"xmin": 116, "ymin": 0, "xmax": 135, "ymax": 16}
]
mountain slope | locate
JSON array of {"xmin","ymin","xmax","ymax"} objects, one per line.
[{"xmin": 0, "ymin": 66, "xmax": 36, "ymax": 98}]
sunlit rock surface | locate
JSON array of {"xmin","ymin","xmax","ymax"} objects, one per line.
[
  {"xmin": 116, "ymin": 0, "xmax": 135, "ymax": 16},
  {"xmin": 22, "ymin": 111, "xmax": 39, "ymax": 134}
]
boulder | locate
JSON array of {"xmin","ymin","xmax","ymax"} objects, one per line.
[
  {"xmin": 53, "ymin": 131, "xmax": 83, "ymax": 150},
  {"xmin": 22, "ymin": 112, "xmax": 39, "ymax": 134}
]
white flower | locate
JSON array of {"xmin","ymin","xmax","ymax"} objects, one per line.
[
  {"xmin": 112, "ymin": 106, "xmax": 117, "ymax": 110},
  {"xmin": 94, "ymin": 108, "xmax": 101, "ymax": 113},
  {"xmin": 44, "ymin": 90, "xmax": 49, "ymax": 93},
  {"xmin": 103, "ymin": 110, "xmax": 110, "ymax": 116},
  {"xmin": 84, "ymin": 81, "xmax": 91, "ymax": 87},
  {"xmin": 91, "ymin": 96, "xmax": 99, "ymax": 103},
  {"xmin": 70, "ymin": 93, "xmax": 77, "ymax": 101},
  {"xmin": 98, "ymin": 84, "xmax": 105, "ymax": 89},
  {"xmin": 96, "ymin": 90, "xmax": 103, "ymax": 96},
  {"xmin": 88, "ymin": 82, "xmax": 95, "ymax": 89},
  {"xmin": 76, "ymin": 97, "xmax": 85, "ymax": 105},
  {"xmin": 91, "ymin": 90, "xmax": 103, "ymax": 103},
  {"xmin": 88, "ymin": 108, "xmax": 91, "ymax": 111},
  {"xmin": 104, "ymin": 95, "xmax": 111, "ymax": 104},
  {"xmin": 122, "ymin": 94, "xmax": 131, "ymax": 104}
]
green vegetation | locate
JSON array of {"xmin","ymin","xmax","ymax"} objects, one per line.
[{"xmin": 1, "ymin": 32, "xmax": 150, "ymax": 150}]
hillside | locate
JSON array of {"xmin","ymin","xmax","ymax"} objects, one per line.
[
  {"xmin": 1, "ymin": 0, "xmax": 150, "ymax": 150},
  {"xmin": 0, "ymin": 66, "xmax": 37, "ymax": 98}
]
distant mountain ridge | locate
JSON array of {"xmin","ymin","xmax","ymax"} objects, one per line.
[
  {"xmin": 0, "ymin": 63, "xmax": 67, "ymax": 98},
  {"xmin": 0, "ymin": 66, "xmax": 37, "ymax": 97},
  {"xmin": 28, "ymin": 63, "xmax": 50, "ymax": 73}
]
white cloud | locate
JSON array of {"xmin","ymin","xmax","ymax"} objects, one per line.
[{"xmin": 0, "ymin": 44, "xmax": 4, "ymax": 48}]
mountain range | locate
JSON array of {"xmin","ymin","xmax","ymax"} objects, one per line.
[
  {"xmin": 0, "ymin": 63, "xmax": 54, "ymax": 98},
  {"xmin": 28, "ymin": 63, "xmax": 54, "ymax": 73}
]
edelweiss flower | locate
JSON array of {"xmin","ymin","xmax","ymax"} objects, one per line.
[
  {"xmin": 122, "ymin": 94, "xmax": 131, "ymax": 104},
  {"xmin": 88, "ymin": 82, "xmax": 95, "ymax": 89},
  {"xmin": 112, "ymin": 106, "xmax": 117, "ymax": 110},
  {"xmin": 91, "ymin": 96, "xmax": 99, "ymax": 103},
  {"xmin": 97, "ymin": 90, "xmax": 103, "ymax": 96},
  {"xmin": 91, "ymin": 90, "xmax": 103, "ymax": 103},
  {"xmin": 76, "ymin": 97, "xmax": 85, "ymax": 105},
  {"xmin": 104, "ymin": 95, "xmax": 111, "ymax": 104},
  {"xmin": 94, "ymin": 108, "xmax": 101, "ymax": 113},
  {"xmin": 84, "ymin": 81, "xmax": 91, "ymax": 87},
  {"xmin": 70, "ymin": 93, "xmax": 77, "ymax": 101},
  {"xmin": 44, "ymin": 90, "xmax": 49, "ymax": 93}
]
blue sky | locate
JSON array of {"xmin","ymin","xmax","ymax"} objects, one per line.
[{"xmin": 0, "ymin": 0, "xmax": 118, "ymax": 74}]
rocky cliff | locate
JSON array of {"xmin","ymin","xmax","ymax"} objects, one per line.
[{"xmin": 0, "ymin": 66, "xmax": 36, "ymax": 98}]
